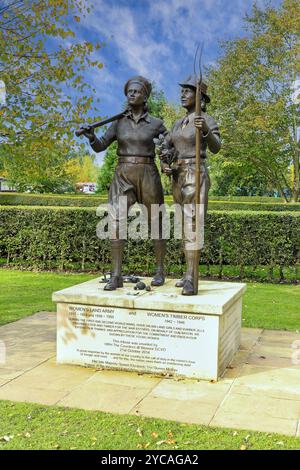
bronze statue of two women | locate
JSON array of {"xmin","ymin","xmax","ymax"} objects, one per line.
[{"xmin": 81, "ymin": 74, "xmax": 221, "ymax": 295}]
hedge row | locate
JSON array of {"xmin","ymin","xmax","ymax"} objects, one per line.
[
  {"xmin": 0, "ymin": 206, "xmax": 299, "ymax": 280},
  {"xmin": 208, "ymin": 201, "xmax": 300, "ymax": 212},
  {"xmin": 1, "ymin": 192, "xmax": 300, "ymax": 212},
  {"xmin": 0, "ymin": 192, "xmax": 106, "ymax": 207}
]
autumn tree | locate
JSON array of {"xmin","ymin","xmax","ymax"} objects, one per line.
[
  {"xmin": 66, "ymin": 149, "xmax": 98, "ymax": 185},
  {"xmin": 96, "ymin": 142, "xmax": 117, "ymax": 193},
  {"xmin": 208, "ymin": 0, "xmax": 300, "ymax": 201},
  {"xmin": 0, "ymin": 0, "xmax": 103, "ymax": 191}
]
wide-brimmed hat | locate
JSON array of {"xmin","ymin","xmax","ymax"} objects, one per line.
[
  {"xmin": 179, "ymin": 75, "xmax": 210, "ymax": 103},
  {"xmin": 124, "ymin": 76, "xmax": 152, "ymax": 99}
]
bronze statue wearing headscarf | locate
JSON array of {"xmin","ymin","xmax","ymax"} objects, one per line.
[{"xmin": 83, "ymin": 76, "xmax": 167, "ymax": 290}]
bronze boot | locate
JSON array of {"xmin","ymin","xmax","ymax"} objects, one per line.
[
  {"xmin": 175, "ymin": 243, "xmax": 186, "ymax": 286},
  {"xmin": 151, "ymin": 240, "xmax": 166, "ymax": 286},
  {"xmin": 175, "ymin": 274, "xmax": 186, "ymax": 287},
  {"xmin": 104, "ymin": 240, "xmax": 124, "ymax": 291},
  {"xmin": 181, "ymin": 250, "xmax": 197, "ymax": 296}
]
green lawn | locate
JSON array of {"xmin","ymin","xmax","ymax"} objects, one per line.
[
  {"xmin": 0, "ymin": 269, "xmax": 299, "ymax": 330},
  {"xmin": 0, "ymin": 401, "xmax": 299, "ymax": 450},
  {"xmin": 0, "ymin": 270, "xmax": 95, "ymax": 326}
]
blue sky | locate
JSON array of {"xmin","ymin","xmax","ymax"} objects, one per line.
[
  {"xmin": 79, "ymin": 0, "xmax": 283, "ymax": 116},
  {"xmin": 73, "ymin": 0, "xmax": 283, "ymax": 162},
  {"xmin": 2, "ymin": 0, "xmax": 284, "ymax": 161}
]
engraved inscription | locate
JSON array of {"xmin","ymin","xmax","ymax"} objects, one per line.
[{"xmin": 57, "ymin": 304, "xmax": 219, "ymax": 378}]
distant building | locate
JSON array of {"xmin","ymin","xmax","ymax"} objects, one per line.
[
  {"xmin": 75, "ymin": 182, "xmax": 97, "ymax": 194},
  {"xmin": 0, "ymin": 177, "xmax": 15, "ymax": 192},
  {"xmin": 0, "ymin": 80, "xmax": 6, "ymax": 107}
]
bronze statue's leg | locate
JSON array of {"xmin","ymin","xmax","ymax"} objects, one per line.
[
  {"xmin": 104, "ymin": 164, "xmax": 137, "ymax": 291},
  {"xmin": 151, "ymin": 239, "xmax": 166, "ymax": 286},
  {"xmin": 181, "ymin": 249, "xmax": 196, "ymax": 295},
  {"xmin": 178, "ymin": 163, "xmax": 210, "ymax": 295},
  {"xmin": 182, "ymin": 183, "xmax": 197, "ymax": 296},
  {"xmin": 136, "ymin": 163, "xmax": 166, "ymax": 286},
  {"xmin": 173, "ymin": 175, "xmax": 186, "ymax": 287},
  {"xmin": 173, "ymin": 166, "xmax": 189, "ymax": 288},
  {"xmin": 104, "ymin": 240, "xmax": 124, "ymax": 291}
]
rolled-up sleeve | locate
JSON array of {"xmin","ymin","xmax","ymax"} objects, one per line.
[
  {"xmin": 204, "ymin": 116, "xmax": 221, "ymax": 154},
  {"xmin": 157, "ymin": 120, "xmax": 167, "ymax": 136},
  {"xmin": 90, "ymin": 121, "xmax": 118, "ymax": 153}
]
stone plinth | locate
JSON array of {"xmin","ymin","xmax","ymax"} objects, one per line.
[{"xmin": 52, "ymin": 278, "xmax": 246, "ymax": 381}]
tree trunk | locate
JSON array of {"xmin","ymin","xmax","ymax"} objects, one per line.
[
  {"xmin": 291, "ymin": 107, "xmax": 299, "ymax": 202},
  {"xmin": 292, "ymin": 151, "xmax": 299, "ymax": 203}
]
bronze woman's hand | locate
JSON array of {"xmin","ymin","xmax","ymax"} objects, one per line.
[
  {"xmin": 194, "ymin": 115, "xmax": 209, "ymax": 134},
  {"xmin": 81, "ymin": 125, "xmax": 96, "ymax": 142},
  {"xmin": 161, "ymin": 162, "xmax": 173, "ymax": 176}
]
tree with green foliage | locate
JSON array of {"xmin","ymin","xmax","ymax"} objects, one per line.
[
  {"xmin": 147, "ymin": 88, "xmax": 167, "ymax": 119},
  {"xmin": 209, "ymin": 159, "xmax": 279, "ymax": 197},
  {"xmin": 4, "ymin": 142, "xmax": 76, "ymax": 193},
  {"xmin": 0, "ymin": 0, "xmax": 103, "ymax": 192},
  {"xmin": 208, "ymin": 0, "xmax": 300, "ymax": 201},
  {"xmin": 96, "ymin": 142, "xmax": 118, "ymax": 193},
  {"xmin": 66, "ymin": 149, "xmax": 98, "ymax": 186}
]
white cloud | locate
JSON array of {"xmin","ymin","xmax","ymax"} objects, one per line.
[
  {"xmin": 149, "ymin": 0, "xmax": 251, "ymax": 48},
  {"xmin": 82, "ymin": 0, "xmax": 172, "ymax": 86},
  {"xmin": 80, "ymin": 0, "xmax": 284, "ymax": 107}
]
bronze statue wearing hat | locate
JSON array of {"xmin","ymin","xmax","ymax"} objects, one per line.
[
  {"xmin": 82, "ymin": 76, "xmax": 167, "ymax": 290},
  {"xmin": 159, "ymin": 75, "xmax": 221, "ymax": 295}
]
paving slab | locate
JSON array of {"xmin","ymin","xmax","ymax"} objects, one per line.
[
  {"xmin": 253, "ymin": 341, "xmax": 300, "ymax": 359},
  {"xmin": 0, "ymin": 383, "xmax": 68, "ymax": 406},
  {"xmin": 2, "ymin": 352, "xmax": 54, "ymax": 372},
  {"xmin": 210, "ymin": 393, "xmax": 300, "ymax": 436},
  {"xmin": 57, "ymin": 371, "xmax": 161, "ymax": 413},
  {"xmin": 131, "ymin": 379, "xmax": 232, "ymax": 426},
  {"xmin": 252, "ymin": 343, "xmax": 296, "ymax": 359},
  {"xmin": 0, "ymin": 313, "xmax": 300, "ymax": 436},
  {"xmin": 260, "ymin": 329, "xmax": 300, "ymax": 341},
  {"xmin": 246, "ymin": 352, "xmax": 298, "ymax": 369},
  {"xmin": 231, "ymin": 364, "xmax": 300, "ymax": 400},
  {"xmin": 0, "ymin": 378, "xmax": 9, "ymax": 387},
  {"xmin": 5, "ymin": 360, "xmax": 97, "ymax": 392},
  {"xmin": 0, "ymin": 367, "xmax": 26, "ymax": 381},
  {"xmin": 221, "ymin": 350, "xmax": 250, "ymax": 379},
  {"xmin": 239, "ymin": 328, "xmax": 263, "ymax": 350}
]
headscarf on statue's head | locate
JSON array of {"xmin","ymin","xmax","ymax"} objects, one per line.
[{"xmin": 124, "ymin": 76, "xmax": 152, "ymax": 113}]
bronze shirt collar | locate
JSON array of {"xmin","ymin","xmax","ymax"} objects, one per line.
[{"xmin": 125, "ymin": 109, "xmax": 151, "ymax": 124}]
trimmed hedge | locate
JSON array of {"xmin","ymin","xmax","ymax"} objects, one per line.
[
  {"xmin": 1, "ymin": 192, "xmax": 300, "ymax": 212},
  {"xmin": 0, "ymin": 192, "xmax": 106, "ymax": 207},
  {"xmin": 208, "ymin": 201, "xmax": 300, "ymax": 212},
  {"xmin": 0, "ymin": 206, "xmax": 299, "ymax": 280}
]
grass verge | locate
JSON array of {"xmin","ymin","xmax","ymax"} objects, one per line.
[{"xmin": 0, "ymin": 401, "xmax": 299, "ymax": 450}]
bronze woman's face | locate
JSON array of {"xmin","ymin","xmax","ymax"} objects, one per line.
[
  {"xmin": 126, "ymin": 83, "xmax": 146, "ymax": 106},
  {"xmin": 180, "ymin": 86, "xmax": 196, "ymax": 109}
]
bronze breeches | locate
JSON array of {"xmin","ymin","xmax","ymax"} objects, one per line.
[
  {"xmin": 172, "ymin": 161, "xmax": 210, "ymax": 249},
  {"xmin": 108, "ymin": 160, "xmax": 165, "ymax": 239}
]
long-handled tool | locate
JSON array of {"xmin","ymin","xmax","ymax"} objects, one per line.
[
  {"xmin": 75, "ymin": 111, "xmax": 126, "ymax": 137},
  {"xmin": 193, "ymin": 43, "xmax": 204, "ymax": 295}
]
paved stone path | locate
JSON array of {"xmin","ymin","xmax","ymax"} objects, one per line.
[{"xmin": 0, "ymin": 312, "xmax": 299, "ymax": 436}]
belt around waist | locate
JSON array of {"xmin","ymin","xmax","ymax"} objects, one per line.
[
  {"xmin": 118, "ymin": 156, "xmax": 155, "ymax": 164},
  {"xmin": 176, "ymin": 158, "xmax": 206, "ymax": 165}
]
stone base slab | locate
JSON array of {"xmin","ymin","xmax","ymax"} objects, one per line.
[{"xmin": 53, "ymin": 278, "xmax": 246, "ymax": 381}]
